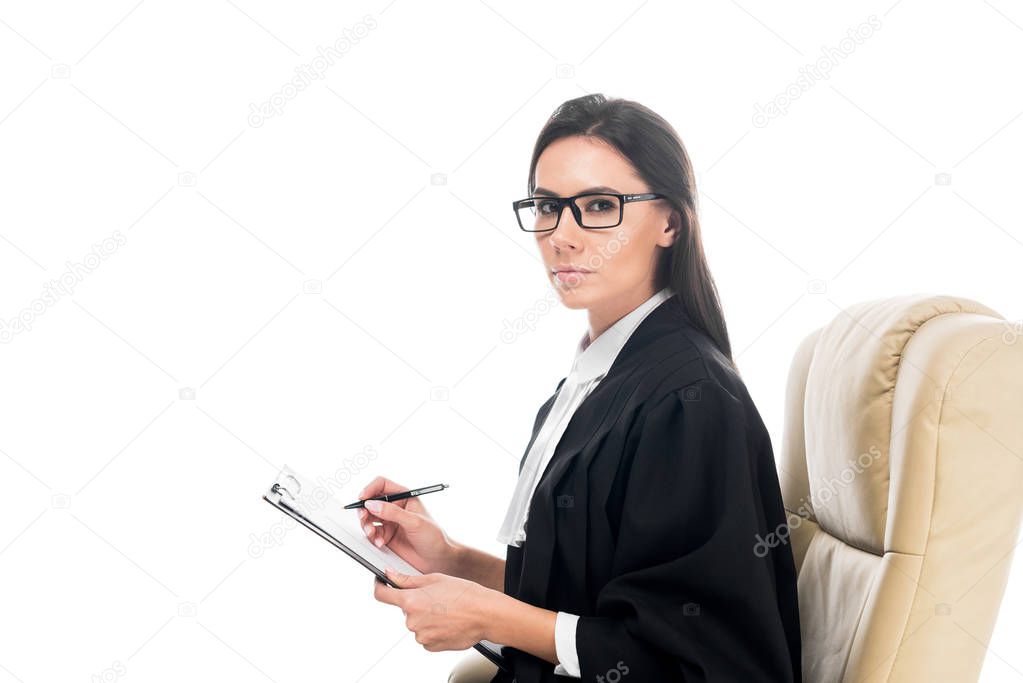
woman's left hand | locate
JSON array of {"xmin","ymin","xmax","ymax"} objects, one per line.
[{"xmin": 373, "ymin": 567, "xmax": 495, "ymax": 651}]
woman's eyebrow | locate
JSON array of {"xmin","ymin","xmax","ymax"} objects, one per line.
[{"xmin": 534, "ymin": 185, "xmax": 621, "ymax": 196}]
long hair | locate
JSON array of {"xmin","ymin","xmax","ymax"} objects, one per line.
[{"xmin": 526, "ymin": 93, "xmax": 737, "ymax": 374}]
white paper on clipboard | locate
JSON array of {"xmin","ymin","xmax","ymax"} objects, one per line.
[
  {"xmin": 262, "ymin": 464, "xmax": 509, "ymax": 671},
  {"xmin": 264, "ymin": 464, "xmax": 422, "ymax": 578}
]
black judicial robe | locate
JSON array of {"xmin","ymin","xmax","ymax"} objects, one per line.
[{"xmin": 490, "ymin": 294, "xmax": 801, "ymax": 683}]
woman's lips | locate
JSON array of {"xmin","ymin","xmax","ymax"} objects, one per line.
[{"xmin": 554, "ymin": 270, "xmax": 591, "ymax": 284}]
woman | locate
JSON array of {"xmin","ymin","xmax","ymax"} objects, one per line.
[{"xmin": 361, "ymin": 94, "xmax": 802, "ymax": 682}]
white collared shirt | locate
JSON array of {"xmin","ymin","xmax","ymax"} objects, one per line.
[{"xmin": 496, "ymin": 286, "xmax": 675, "ymax": 678}]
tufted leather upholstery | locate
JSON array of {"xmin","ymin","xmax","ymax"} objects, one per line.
[{"xmin": 779, "ymin": 294, "xmax": 1023, "ymax": 682}]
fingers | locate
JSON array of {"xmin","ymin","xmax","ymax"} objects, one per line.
[
  {"xmin": 359, "ymin": 475, "xmax": 407, "ymax": 500},
  {"xmin": 359, "ymin": 502, "xmax": 407, "ymax": 547},
  {"xmin": 376, "ymin": 523, "xmax": 397, "ymax": 547},
  {"xmin": 363, "ymin": 501, "xmax": 413, "ymax": 547},
  {"xmin": 373, "ymin": 576, "xmax": 404, "ymax": 606},
  {"xmin": 364, "ymin": 499, "xmax": 420, "ymax": 532},
  {"xmin": 357, "ymin": 477, "xmax": 423, "ymax": 547},
  {"xmin": 367, "ymin": 524, "xmax": 392, "ymax": 548},
  {"xmin": 372, "ymin": 569, "xmax": 431, "ymax": 605},
  {"xmin": 385, "ymin": 567, "xmax": 431, "ymax": 588},
  {"xmin": 358, "ymin": 508, "xmax": 386, "ymax": 545},
  {"xmin": 358, "ymin": 475, "xmax": 428, "ymax": 518}
]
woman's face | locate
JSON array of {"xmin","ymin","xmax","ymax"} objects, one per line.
[{"xmin": 532, "ymin": 135, "xmax": 677, "ymax": 313}]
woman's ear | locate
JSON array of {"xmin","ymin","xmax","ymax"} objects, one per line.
[{"xmin": 657, "ymin": 209, "xmax": 682, "ymax": 248}]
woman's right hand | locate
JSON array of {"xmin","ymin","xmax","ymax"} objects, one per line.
[{"xmin": 355, "ymin": 476, "xmax": 460, "ymax": 576}]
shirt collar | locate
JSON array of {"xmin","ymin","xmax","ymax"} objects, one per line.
[{"xmin": 570, "ymin": 286, "xmax": 674, "ymax": 384}]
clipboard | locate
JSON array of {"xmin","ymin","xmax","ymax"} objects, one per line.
[{"xmin": 262, "ymin": 464, "xmax": 510, "ymax": 673}]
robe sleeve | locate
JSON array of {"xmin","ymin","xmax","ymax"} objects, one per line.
[{"xmin": 574, "ymin": 379, "xmax": 799, "ymax": 681}]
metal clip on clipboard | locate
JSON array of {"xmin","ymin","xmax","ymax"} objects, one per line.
[{"xmin": 262, "ymin": 464, "xmax": 509, "ymax": 673}]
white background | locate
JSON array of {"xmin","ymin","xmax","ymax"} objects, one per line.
[{"xmin": 1, "ymin": 0, "xmax": 1022, "ymax": 681}]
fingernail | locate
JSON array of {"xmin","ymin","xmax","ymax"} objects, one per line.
[
  {"xmin": 365, "ymin": 499, "xmax": 382, "ymax": 513},
  {"xmin": 375, "ymin": 537, "xmax": 383, "ymax": 547},
  {"xmin": 363, "ymin": 524, "xmax": 374, "ymax": 537}
]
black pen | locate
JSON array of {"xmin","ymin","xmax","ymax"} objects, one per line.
[{"xmin": 343, "ymin": 483, "xmax": 449, "ymax": 509}]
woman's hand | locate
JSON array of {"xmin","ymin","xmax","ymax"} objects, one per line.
[
  {"xmin": 356, "ymin": 476, "xmax": 460, "ymax": 575},
  {"xmin": 373, "ymin": 568, "xmax": 495, "ymax": 652}
]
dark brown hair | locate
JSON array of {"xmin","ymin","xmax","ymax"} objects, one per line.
[{"xmin": 526, "ymin": 93, "xmax": 737, "ymax": 374}]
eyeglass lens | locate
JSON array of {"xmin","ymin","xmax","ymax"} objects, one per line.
[{"xmin": 517, "ymin": 194, "xmax": 621, "ymax": 231}]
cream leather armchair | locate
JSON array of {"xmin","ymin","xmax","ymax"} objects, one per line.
[
  {"xmin": 448, "ymin": 650, "xmax": 498, "ymax": 683},
  {"xmin": 780, "ymin": 294, "xmax": 1023, "ymax": 682}
]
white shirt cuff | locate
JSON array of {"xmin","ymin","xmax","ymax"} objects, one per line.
[{"xmin": 552, "ymin": 611, "xmax": 581, "ymax": 677}]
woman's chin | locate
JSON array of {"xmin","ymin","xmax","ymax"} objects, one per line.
[{"xmin": 553, "ymin": 282, "xmax": 594, "ymax": 308}]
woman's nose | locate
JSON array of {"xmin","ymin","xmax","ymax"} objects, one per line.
[{"xmin": 547, "ymin": 211, "xmax": 586, "ymax": 250}]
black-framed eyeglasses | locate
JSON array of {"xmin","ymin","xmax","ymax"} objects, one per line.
[{"xmin": 512, "ymin": 192, "xmax": 666, "ymax": 232}]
